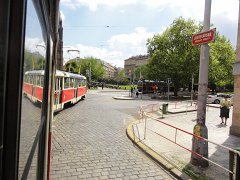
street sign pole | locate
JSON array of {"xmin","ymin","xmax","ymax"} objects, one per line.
[
  {"xmin": 191, "ymin": 0, "xmax": 211, "ymax": 167},
  {"xmin": 191, "ymin": 73, "xmax": 194, "ymax": 106},
  {"xmin": 167, "ymin": 81, "xmax": 170, "ymax": 101},
  {"xmin": 167, "ymin": 78, "xmax": 171, "ymax": 102}
]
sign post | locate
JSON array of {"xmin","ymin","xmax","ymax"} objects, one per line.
[
  {"xmin": 167, "ymin": 78, "xmax": 171, "ymax": 101},
  {"xmin": 192, "ymin": 28, "xmax": 216, "ymax": 46},
  {"xmin": 191, "ymin": 0, "xmax": 213, "ymax": 167},
  {"xmin": 190, "ymin": 73, "xmax": 194, "ymax": 106}
]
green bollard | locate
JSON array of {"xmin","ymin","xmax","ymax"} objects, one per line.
[{"xmin": 162, "ymin": 103, "xmax": 168, "ymax": 114}]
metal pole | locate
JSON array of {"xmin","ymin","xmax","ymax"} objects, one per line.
[
  {"xmin": 140, "ymin": 66, "xmax": 142, "ymax": 80},
  {"xmin": 144, "ymin": 116, "xmax": 147, "ymax": 139},
  {"xmin": 36, "ymin": 44, "xmax": 46, "ymax": 70},
  {"xmin": 191, "ymin": 73, "xmax": 194, "ymax": 106},
  {"xmin": 191, "ymin": 0, "xmax": 211, "ymax": 167},
  {"xmin": 89, "ymin": 62, "xmax": 91, "ymax": 83},
  {"xmin": 167, "ymin": 80, "xmax": 170, "ymax": 102}
]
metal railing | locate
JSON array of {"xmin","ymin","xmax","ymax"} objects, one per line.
[{"xmin": 135, "ymin": 104, "xmax": 240, "ymax": 180}]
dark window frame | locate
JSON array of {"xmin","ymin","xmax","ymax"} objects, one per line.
[{"xmin": 0, "ymin": 0, "xmax": 53, "ymax": 179}]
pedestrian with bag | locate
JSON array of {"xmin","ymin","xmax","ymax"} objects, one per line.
[{"xmin": 220, "ymin": 95, "xmax": 231, "ymax": 125}]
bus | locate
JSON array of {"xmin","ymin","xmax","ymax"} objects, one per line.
[{"xmin": 137, "ymin": 80, "xmax": 168, "ymax": 94}]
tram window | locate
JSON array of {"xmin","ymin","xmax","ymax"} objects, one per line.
[
  {"xmin": 64, "ymin": 78, "xmax": 70, "ymax": 89},
  {"xmin": 36, "ymin": 76, "xmax": 40, "ymax": 86},
  {"xmin": 34, "ymin": 76, "xmax": 38, "ymax": 85},
  {"xmin": 75, "ymin": 79, "xmax": 79, "ymax": 87},
  {"xmin": 70, "ymin": 78, "xmax": 74, "ymax": 88},
  {"xmin": 29, "ymin": 76, "xmax": 32, "ymax": 84},
  {"xmin": 26, "ymin": 76, "xmax": 30, "ymax": 83},
  {"xmin": 40, "ymin": 76, "xmax": 44, "ymax": 87},
  {"xmin": 78, "ymin": 80, "xmax": 82, "ymax": 87},
  {"xmin": 24, "ymin": 76, "xmax": 29, "ymax": 83},
  {"xmin": 32, "ymin": 76, "xmax": 36, "ymax": 85}
]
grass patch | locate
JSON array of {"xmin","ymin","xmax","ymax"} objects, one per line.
[
  {"xmin": 118, "ymin": 85, "xmax": 137, "ymax": 90},
  {"xmin": 172, "ymin": 157, "xmax": 208, "ymax": 180},
  {"xmin": 105, "ymin": 84, "xmax": 137, "ymax": 90},
  {"xmin": 182, "ymin": 164, "xmax": 207, "ymax": 180}
]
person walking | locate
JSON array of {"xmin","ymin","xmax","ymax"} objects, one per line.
[
  {"xmin": 136, "ymin": 88, "xmax": 139, "ymax": 98},
  {"xmin": 220, "ymin": 95, "xmax": 231, "ymax": 125},
  {"xmin": 130, "ymin": 87, "xmax": 133, "ymax": 97}
]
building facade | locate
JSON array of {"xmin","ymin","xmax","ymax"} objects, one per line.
[
  {"xmin": 124, "ymin": 55, "xmax": 149, "ymax": 81},
  {"xmin": 102, "ymin": 61, "xmax": 116, "ymax": 79}
]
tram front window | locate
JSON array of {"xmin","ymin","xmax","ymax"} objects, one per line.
[{"xmin": 19, "ymin": 0, "xmax": 47, "ymax": 179}]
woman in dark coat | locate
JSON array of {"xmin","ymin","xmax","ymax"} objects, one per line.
[{"xmin": 220, "ymin": 96, "xmax": 231, "ymax": 125}]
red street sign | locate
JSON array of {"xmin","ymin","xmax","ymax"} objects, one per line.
[{"xmin": 192, "ymin": 28, "xmax": 216, "ymax": 46}]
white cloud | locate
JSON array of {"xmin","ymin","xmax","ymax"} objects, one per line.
[
  {"xmin": 61, "ymin": 0, "xmax": 239, "ymax": 66},
  {"xmin": 60, "ymin": 11, "xmax": 66, "ymax": 23},
  {"xmin": 61, "ymin": 0, "xmax": 79, "ymax": 10},
  {"xmin": 119, "ymin": 9, "xmax": 126, "ymax": 14},
  {"xmin": 141, "ymin": 0, "xmax": 238, "ymax": 22},
  {"xmin": 211, "ymin": 0, "xmax": 238, "ymax": 22},
  {"xmin": 109, "ymin": 27, "xmax": 155, "ymax": 46},
  {"xmin": 62, "ymin": 0, "xmax": 137, "ymax": 11},
  {"xmin": 64, "ymin": 27, "xmax": 158, "ymax": 67},
  {"xmin": 61, "ymin": 0, "xmax": 238, "ymax": 22},
  {"xmin": 25, "ymin": 37, "xmax": 45, "ymax": 52}
]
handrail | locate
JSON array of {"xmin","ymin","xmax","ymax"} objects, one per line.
[
  {"xmin": 145, "ymin": 112, "xmax": 240, "ymax": 156},
  {"xmin": 134, "ymin": 104, "xmax": 239, "ymax": 179}
]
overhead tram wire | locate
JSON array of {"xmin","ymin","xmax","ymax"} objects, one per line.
[{"xmin": 63, "ymin": 25, "xmax": 161, "ymax": 30}]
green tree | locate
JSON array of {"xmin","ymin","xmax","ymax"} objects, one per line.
[
  {"xmin": 146, "ymin": 17, "xmax": 235, "ymax": 95},
  {"xmin": 146, "ymin": 17, "xmax": 201, "ymax": 95},
  {"xmin": 80, "ymin": 57, "xmax": 105, "ymax": 81},
  {"xmin": 24, "ymin": 50, "xmax": 45, "ymax": 71},
  {"xmin": 209, "ymin": 34, "xmax": 235, "ymax": 87},
  {"xmin": 134, "ymin": 65, "xmax": 147, "ymax": 81},
  {"xmin": 65, "ymin": 57, "xmax": 105, "ymax": 81},
  {"xmin": 65, "ymin": 61, "xmax": 78, "ymax": 73},
  {"xmin": 114, "ymin": 69, "xmax": 128, "ymax": 83}
]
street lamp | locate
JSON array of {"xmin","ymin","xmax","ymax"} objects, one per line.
[
  {"xmin": 67, "ymin": 49, "xmax": 80, "ymax": 72},
  {"xmin": 36, "ymin": 44, "xmax": 46, "ymax": 70},
  {"xmin": 64, "ymin": 48, "xmax": 80, "ymax": 64}
]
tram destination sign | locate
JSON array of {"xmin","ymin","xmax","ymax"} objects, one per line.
[{"xmin": 192, "ymin": 28, "xmax": 216, "ymax": 46}]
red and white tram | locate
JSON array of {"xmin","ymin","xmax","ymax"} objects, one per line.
[{"xmin": 23, "ymin": 70, "xmax": 87, "ymax": 111}]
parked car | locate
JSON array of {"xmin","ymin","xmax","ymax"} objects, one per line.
[{"xmin": 207, "ymin": 94, "xmax": 231, "ymax": 104}]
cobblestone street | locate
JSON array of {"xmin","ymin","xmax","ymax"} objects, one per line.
[{"xmin": 50, "ymin": 89, "xmax": 176, "ymax": 179}]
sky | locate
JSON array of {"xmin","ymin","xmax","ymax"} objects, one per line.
[{"xmin": 60, "ymin": 0, "xmax": 239, "ymax": 68}]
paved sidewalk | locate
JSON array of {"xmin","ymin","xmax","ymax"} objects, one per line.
[
  {"xmin": 51, "ymin": 90, "xmax": 177, "ymax": 180},
  {"xmin": 94, "ymin": 89, "xmax": 239, "ymax": 179},
  {"xmin": 127, "ymin": 103, "xmax": 240, "ymax": 180}
]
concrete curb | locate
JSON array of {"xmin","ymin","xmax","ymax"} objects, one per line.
[
  {"xmin": 164, "ymin": 109, "xmax": 197, "ymax": 114},
  {"xmin": 126, "ymin": 121, "xmax": 191, "ymax": 180},
  {"xmin": 168, "ymin": 110, "xmax": 196, "ymax": 114},
  {"xmin": 112, "ymin": 96, "xmax": 136, "ymax": 100}
]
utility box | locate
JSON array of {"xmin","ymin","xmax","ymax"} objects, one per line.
[
  {"xmin": 162, "ymin": 104, "xmax": 168, "ymax": 114},
  {"xmin": 229, "ymin": 148, "xmax": 240, "ymax": 180}
]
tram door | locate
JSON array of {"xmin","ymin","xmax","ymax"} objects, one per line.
[
  {"xmin": 74, "ymin": 78, "xmax": 78, "ymax": 101},
  {"xmin": 54, "ymin": 77, "xmax": 62, "ymax": 110}
]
